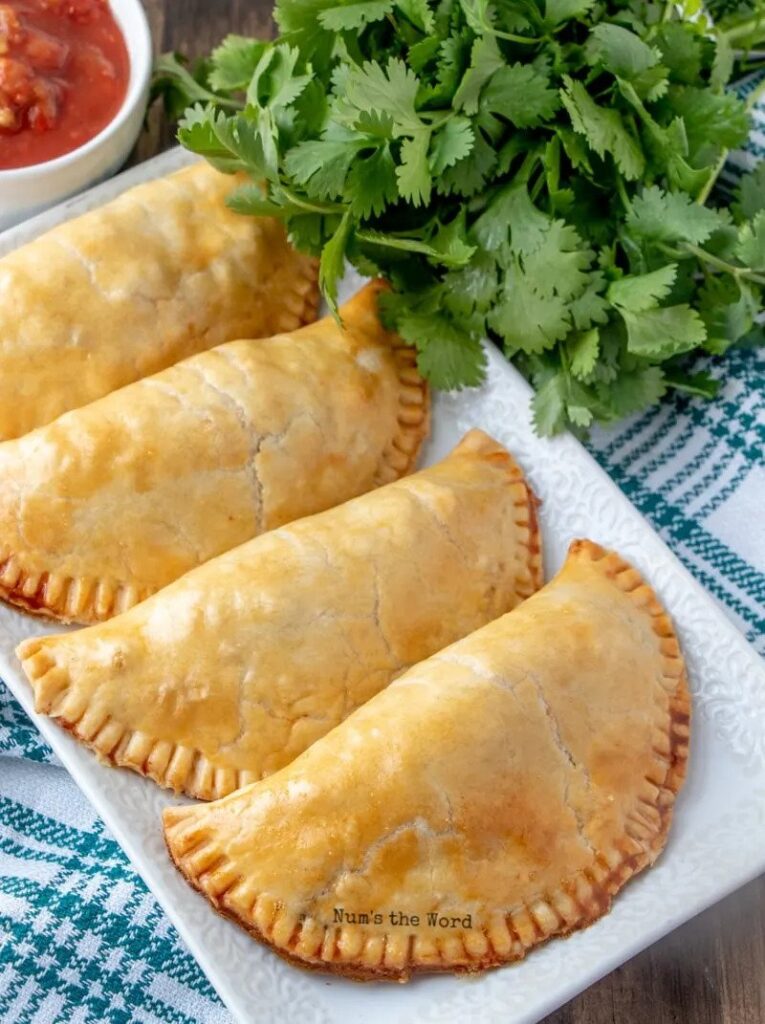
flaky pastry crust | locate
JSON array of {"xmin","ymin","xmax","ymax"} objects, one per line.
[
  {"xmin": 18, "ymin": 430, "xmax": 541, "ymax": 798},
  {"xmin": 0, "ymin": 162, "xmax": 319, "ymax": 441},
  {"xmin": 163, "ymin": 540, "xmax": 689, "ymax": 981},
  {"xmin": 1, "ymin": 282, "xmax": 427, "ymax": 624}
]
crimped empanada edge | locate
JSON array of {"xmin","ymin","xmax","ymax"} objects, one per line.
[
  {"xmin": 372, "ymin": 341, "xmax": 430, "ymax": 485},
  {"xmin": 269, "ymin": 257, "xmax": 321, "ymax": 334},
  {"xmin": 0, "ymin": 563, "xmax": 152, "ymax": 626},
  {"xmin": 162, "ymin": 539, "xmax": 690, "ymax": 981},
  {"xmin": 16, "ymin": 637, "xmax": 262, "ymax": 800}
]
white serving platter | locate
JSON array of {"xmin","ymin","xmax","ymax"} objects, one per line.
[{"xmin": 1, "ymin": 148, "xmax": 764, "ymax": 1024}]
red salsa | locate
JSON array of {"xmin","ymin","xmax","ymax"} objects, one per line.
[{"xmin": 0, "ymin": 0, "xmax": 129, "ymax": 169}]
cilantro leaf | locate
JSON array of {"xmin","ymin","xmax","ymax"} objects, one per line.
[
  {"xmin": 489, "ymin": 262, "xmax": 571, "ymax": 353},
  {"xmin": 568, "ymin": 328, "xmax": 600, "ymax": 379},
  {"xmin": 532, "ymin": 371, "xmax": 568, "ymax": 434},
  {"xmin": 473, "ymin": 184, "xmax": 549, "ymax": 252},
  {"xmin": 453, "ymin": 36, "xmax": 504, "ymax": 114},
  {"xmin": 247, "ymin": 44, "xmax": 311, "ymax": 111},
  {"xmin": 735, "ymin": 210, "xmax": 765, "ymax": 270},
  {"xmin": 623, "ymin": 304, "xmax": 707, "ymax": 358},
  {"xmin": 699, "ymin": 276, "xmax": 758, "ymax": 354},
  {"xmin": 430, "ymin": 32, "xmax": 472, "ymax": 103},
  {"xmin": 178, "ymin": 105, "xmax": 239, "ymax": 163},
  {"xmin": 344, "ymin": 59, "xmax": 424, "ymax": 136},
  {"xmin": 654, "ymin": 23, "xmax": 702, "ymax": 84},
  {"xmin": 626, "ymin": 186, "xmax": 727, "ymax": 245},
  {"xmin": 396, "ymin": 133, "xmax": 433, "ymax": 205},
  {"xmin": 608, "ymin": 264, "xmax": 677, "ymax": 312},
  {"xmin": 320, "ymin": 212, "xmax": 352, "ymax": 315},
  {"xmin": 665, "ymin": 86, "xmax": 750, "ymax": 161},
  {"xmin": 392, "ymin": 309, "xmax": 487, "ymax": 388},
  {"xmin": 586, "ymin": 24, "xmax": 661, "ymax": 81},
  {"xmin": 442, "ymin": 250, "xmax": 498, "ymax": 315},
  {"xmin": 561, "ymin": 76, "xmax": 645, "ymax": 180},
  {"xmin": 429, "ymin": 117, "xmax": 475, "ymax": 175},
  {"xmin": 665, "ymin": 369, "xmax": 720, "ymax": 398},
  {"xmin": 287, "ymin": 214, "xmax": 324, "ymax": 255},
  {"xmin": 734, "ymin": 163, "xmax": 765, "ymax": 222},
  {"xmin": 318, "ymin": 0, "xmax": 394, "ymax": 30},
  {"xmin": 209, "ymin": 36, "xmax": 268, "ymax": 91},
  {"xmin": 482, "ymin": 64, "xmax": 559, "ymax": 128},
  {"xmin": 226, "ymin": 182, "xmax": 292, "ymax": 216},
  {"xmin": 428, "ymin": 211, "xmax": 477, "ymax": 266},
  {"xmin": 569, "ymin": 273, "xmax": 610, "ymax": 329},
  {"xmin": 543, "ymin": 0, "xmax": 595, "ymax": 27},
  {"xmin": 711, "ymin": 31, "xmax": 734, "ymax": 91},
  {"xmin": 522, "ymin": 221, "xmax": 594, "ymax": 300},
  {"xmin": 396, "ymin": 0, "xmax": 434, "ymax": 32},
  {"xmin": 408, "ymin": 37, "xmax": 440, "ymax": 72},
  {"xmin": 601, "ymin": 366, "xmax": 667, "ymax": 418},
  {"xmin": 437, "ymin": 128, "xmax": 497, "ymax": 196},
  {"xmin": 346, "ymin": 146, "xmax": 398, "ymax": 217},
  {"xmin": 180, "ymin": 107, "xmax": 271, "ymax": 175},
  {"xmin": 285, "ymin": 133, "xmax": 364, "ymax": 198}
]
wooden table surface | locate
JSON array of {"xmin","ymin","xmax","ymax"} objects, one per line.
[{"xmin": 136, "ymin": 3, "xmax": 765, "ymax": 1021}]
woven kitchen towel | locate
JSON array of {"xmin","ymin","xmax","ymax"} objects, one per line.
[{"xmin": 1, "ymin": 127, "xmax": 764, "ymax": 1024}]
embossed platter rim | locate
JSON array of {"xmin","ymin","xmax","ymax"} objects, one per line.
[{"xmin": 0, "ymin": 148, "xmax": 764, "ymax": 1024}]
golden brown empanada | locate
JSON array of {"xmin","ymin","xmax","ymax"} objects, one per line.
[
  {"xmin": 18, "ymin": 430, "xmax": 541, "ymax": 799},
  {"xmin": 1, "ymin": 282, "xmax": 427, "ymax": 624},
  {"xmin": 163, "ymin": 540, "xmax": 689, "ymax": 980},
  {"xmin": 0, "ymin": 162, "xmax": 318, "ymax": 441}
]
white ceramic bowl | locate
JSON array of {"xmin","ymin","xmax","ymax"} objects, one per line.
[{"xmin": 0, "ymin": 0, "xmax": 152, "ymax": 233}]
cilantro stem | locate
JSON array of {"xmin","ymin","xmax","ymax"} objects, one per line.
[
  {"xmin": 696, "ymin": 149, "xmax": 728, "ymax": 206},
  {"xmin": 615, "ymin": 177, "xmax": 631, "ymax": 214},
  {"xmin": 421, "ymin": 110, "xmax": 453, "ymax": 128},
  {"xmin": 529, "ymin": 167, "xmax": 545, "ymax": 203},
  {"xmin": 279, "ymin": 186, "xmax": 345, "ymax": 215},
  {"xmin": 686, "ymin": 245, "xmax": 765, "ymax": 285},
  {"xmin": 493, "ymin": 29, "xmax": 542, "ymax": 42},
  {"xmin": 663, "ymin": 241, "xmax": 765, "ymax": 287},
  {"xmin": 356, "ymin": 230, "xmax": 448, "ymax": 261},
  {"xmin": 474, "ymin": 15, "xmax": 542, "ymax": 44},
  {"xmin": 515, "ymin": 150, "xmax": 540, "ymax": 186}
]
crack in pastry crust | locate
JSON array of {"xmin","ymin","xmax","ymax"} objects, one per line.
[
  {"xmin": 0, "ymin": 162, "xmax": 319, "ymax": 442},
  {"xmin": 0, "ymin": 282, "xmax": 427, "ymax": 625},
  {"xmin": 162, "ymin": 540, "xmax": 689, "ymax": 980},
  {"xmin": 18, "ymin": 430, "xmax": 541, "ymax": 799}
]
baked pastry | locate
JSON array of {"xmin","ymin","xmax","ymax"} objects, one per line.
[
  {"xmin": 18, "ymin": 430, "xmax": 541, "ymax": 799},
  {"xmin": 0, "ymin": 282, "xmax": 427, "ymax": 624},
  {"xmin": 163, "ymin": 540, "xmax": 689, "ymax": 980},
  {"xmin": 0, "ymin": 162, "xmax": 318, "ymax": 441}
]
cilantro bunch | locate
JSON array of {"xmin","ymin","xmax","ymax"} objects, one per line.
[{"xmin": 153, "ymin": 0, "xmax": 765, "ymax": 434}]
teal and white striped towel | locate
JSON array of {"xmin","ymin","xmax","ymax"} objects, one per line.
[{"xmin": 1, "ymin": 149, "xmax": 764, "ymax": 1024}]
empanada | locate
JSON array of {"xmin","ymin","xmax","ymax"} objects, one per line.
[
  {"xmin": 163, "ymin": 540, "xmax": 689, "ymax": 980},
  {"xmin": 18, "ymin": 430, "xmax": 541, "ymax": 799},
  {"xmin": 0, "ymin": 162, "xmax": 318, "ymax": 441},
  {"xmin": 1, "ymin": 283, "xmax": 427, "ymax": 624}
]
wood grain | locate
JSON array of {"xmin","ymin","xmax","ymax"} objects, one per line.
[{"xmin": 135, "ymin": 2, "xmax": 765, "ymax": 1021}]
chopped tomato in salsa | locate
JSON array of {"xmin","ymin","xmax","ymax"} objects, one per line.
[{"xmin": 0, "ymin": 0, "xmax": 129, "ymax": 169}]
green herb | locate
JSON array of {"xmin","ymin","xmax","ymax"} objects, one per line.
[{"xmin": 152, "ymin": 0, "xmax": 765, "ymax": 434}]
